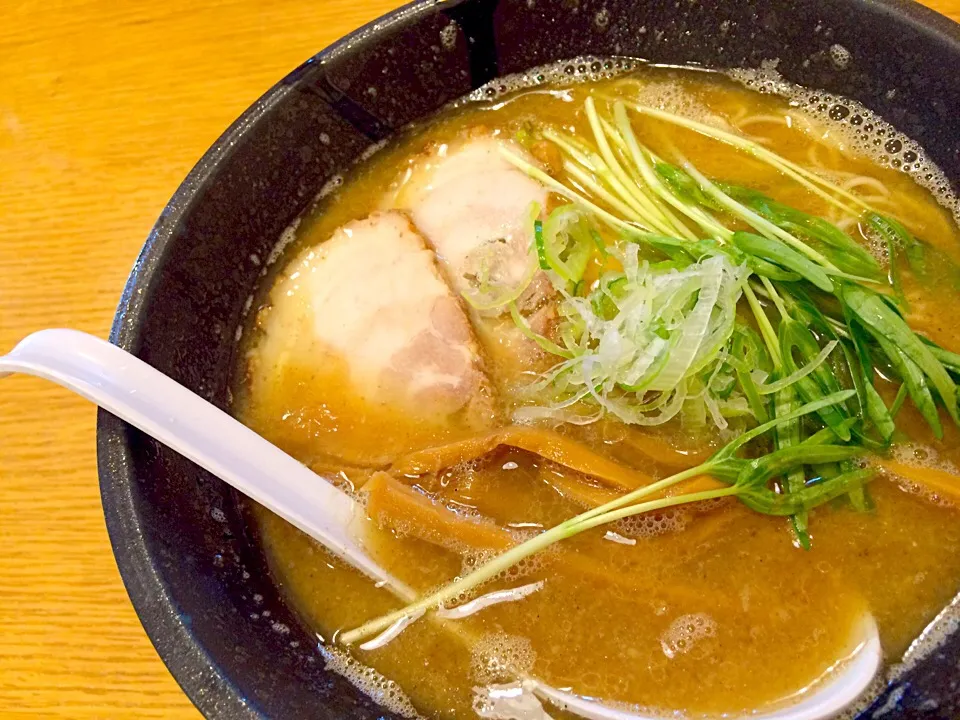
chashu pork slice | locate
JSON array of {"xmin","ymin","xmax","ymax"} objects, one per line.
[
  {"xmin": 396, "ymin": 136, "xmax": 549, "ymax": 304},
  {"xmin": 395, "ymin": 135, "xmax": 558, "ymax": 386},
  {"xmin": 247, "ymin": 211, "xmax": 498, "ymax": 466}
]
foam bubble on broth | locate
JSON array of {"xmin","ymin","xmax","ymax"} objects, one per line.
[
  {"xmin": 265, "ymin": 216, "xmax": 301, "ymax": 269},
  {"xmin": 318, "ymin": 643, "xmax": 422, "ymax": 718},
  {"xmin": 615, "ymin": 507, "xmax": 690, "ymax": 539},
  {"xmin": 659, "ymin": 612, "xmax": 718, "ymax": 659},
  {"xmin": 440, "ymin": 550, "xmax": 548, "ymax": 609},
  {"xmin": 829, "ymin": 44, "xmax": 853, "ymax": 70},
  {"xmin": 729, "ymin": 66, "xmax": 960, "ymax": 223},
  {"xmin": 463, "ymin": 55, "xmax": 641, "ymax": 104},
  {"xmin": 464, "ymin": 56, "xmax": 729, "ymax": 130},
  {"xmin": 891, "ymin": 442, "xmax": 950, "ymax": 470},
  {"xmin": 887, "ymin": 443, "xmax": 960, "ymax": 507},
  {"xmin": 858, "ymin": 222, "xmax": 893, "ymax": 268},
  {"xmin": 499, "ymin": 553, "xmax": 547, "ymax": 583},
  {"xmin": 461, "ymin": 547, "xmax": 500, "ymax": 577},
  {"xmin": 470, "ymin": 633, "xmax": 537, "ymax": 685}
]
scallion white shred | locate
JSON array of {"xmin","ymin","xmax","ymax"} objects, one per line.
[{"xmin": 526, "ymin": 249, "xmax": 749, "ymax": 427}]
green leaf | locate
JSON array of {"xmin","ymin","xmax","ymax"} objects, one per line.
[
  {"xmin": 637, "ymin": 234, "xmax": 697, "ymax": 262},
  {"xmin": 834, "ymin": 304, "xmax": 897, "ymax": 444},
  {"xmin": 842, "ymin": 459, "xmax": 873, "ymax": 512},
  {"xmin": 859, "ymin": 370, "xmax": 896, "ymax": 442},
  {"xmin": 842, "ymin": 284, "xmax": 959, "ymax": 428},
  {"xmin": 923, "ymin": 340, "xmax": 960, "ymax": 375},
  {"xmin": 800, "ymin": 418, "xmax": 859, "ymax": 446},
  {"xmin": 836, "ymin": 336, "xmax": 895, "ymax": 443},
  {"xmin": 773, "ymin": 381, "xmax": 809, "ymax": 546},
  {"xmin": 733, "ymin": 232, "xmax": 834, "ymax": 292},
  {"xmin": 739, "ymin": 468, "xmax": 876, "ymax": 516},
  {"xmin": 890, "ymin": 382, "xmax": 909, "ymax": 417},
  {"xmin": 715, "ymin": 389, "xmax": 856, "ymax": 459},
  {"xmin": 779, "ymin": 320, "xmax": 852, "ymax": 440},
  {"xmin": 723, "ymin": 184, "xmax": 882, "ymax": 279},
  {"xmin": 864, "ymin": 213, "xmax": 908, "ymax": 307},
  {"xmin": 867, "ymin": 212, "xmax": 960, "ymax": 294},
  {"xmin": 655, "ymin": 162, "xmax": 722, "ymax": 210},
  {"xmin": 779, "ymin": 285, "xmax": 845, "ymax": 337},
  {"xmin": 731, "ymin": 325, "xmax": 772, "ymax": 423},
  {"xmin": 737, "ymin": 444, "xmax": 866, "ymax": 488},
  {"xmin": 748, "ymin": 257, "xmax": 803, "ymax": 282},
  {"xmin": 872, "ymin": 330, "xmax": 943, "ymax": 438}
]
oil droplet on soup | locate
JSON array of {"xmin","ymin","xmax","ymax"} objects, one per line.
[{"xmin": 234, "ymin": 62, "xmax": 960, "ymax": 718}]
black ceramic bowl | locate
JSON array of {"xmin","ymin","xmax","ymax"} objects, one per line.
[{"xmin": 98, "ymin": 1, "xmax": 960, "ymax": 717}]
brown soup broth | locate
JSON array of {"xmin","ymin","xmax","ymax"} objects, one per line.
[{"xmin": 233, "ymin": 65, "xmax": 960, "ymax": 718}]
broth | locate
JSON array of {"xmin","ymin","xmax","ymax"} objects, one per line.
[{"xmin": 234, "ymin": 64, "xmax": 960, "ymax": 718}]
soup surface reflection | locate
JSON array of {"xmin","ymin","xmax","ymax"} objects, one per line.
[{"xmin": 234, "ymin": 65, "xmax": 960, "ymax": 718}]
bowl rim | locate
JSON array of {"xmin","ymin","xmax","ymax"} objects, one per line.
[{"xmin": 97, "ymin": 0, "xmax": 960, "ymax": 718}]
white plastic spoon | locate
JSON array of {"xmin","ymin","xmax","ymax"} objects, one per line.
[
  {"xmin": 0, "ymin": 328, "xmax": 882, "ymax": 720},
  {"xmin": 0, "ymin": 328, "xmax": 407, "ymax": 594}
]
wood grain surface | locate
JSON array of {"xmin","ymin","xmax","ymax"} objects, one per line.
[{"xmin": 1, "ymin": 1, "xmax": 958, "ymax": 717}]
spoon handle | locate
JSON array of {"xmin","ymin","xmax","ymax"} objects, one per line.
[{"xmin": 0, "ymin": 328, "xmax": 402, "ymax": 590}]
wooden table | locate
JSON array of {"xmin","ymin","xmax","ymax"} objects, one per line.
[{"xmin": 1, "ymin": 1, "xmax": 959, "ymax": 717}]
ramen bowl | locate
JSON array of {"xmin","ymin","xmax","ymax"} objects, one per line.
[{"xmin": 98, "ymin": 0, "xmax": 960, "ymax": 717}]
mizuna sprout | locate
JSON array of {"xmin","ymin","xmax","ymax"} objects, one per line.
[{"xmin": 454, "ymin": 91, "xmax": 960, "ymax": 546}]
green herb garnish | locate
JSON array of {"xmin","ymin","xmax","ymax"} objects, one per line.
[{"xmin": 446, "ymin": 90, "xmax": 960, "ymax": 557}]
